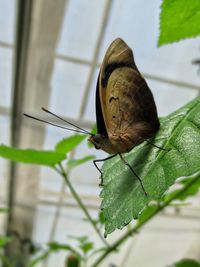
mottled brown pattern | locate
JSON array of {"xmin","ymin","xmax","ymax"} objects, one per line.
[{"xmin": 89, "ymin": 38, "xmax": 160, "ymax": 154}]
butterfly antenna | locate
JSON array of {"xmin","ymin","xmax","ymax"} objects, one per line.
[
  {"xmin": 24, "ymin": 114, "xmax": 88, "ymax": 135},
  {"xmin": 42, "ymin": 107, "xmax": 93, "ymax": 136}
]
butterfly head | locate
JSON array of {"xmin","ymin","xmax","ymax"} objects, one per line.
[{"xmin": 89, "ymin": 134, "xmax": 116, "ymax": 154}]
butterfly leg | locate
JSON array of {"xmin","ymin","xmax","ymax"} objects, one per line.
[
  {"xmin": 93, "ymin": 154, "xmax": 118, "ymax": 186},
  {"xmin": 119, "ymin": 154, "xmax": 148, "ymax": 197},
  {"xmin": 145, "ymin": 139, "xmax": 170, "ymax": 152}
]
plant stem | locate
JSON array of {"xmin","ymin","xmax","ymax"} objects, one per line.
[
  {"xmin": 56, "ymin": 164, "xmax": 109, "ymax": 247},
  {"xmin": 91, "ymin": 173, "xmax": 200, "ymax": 267}
]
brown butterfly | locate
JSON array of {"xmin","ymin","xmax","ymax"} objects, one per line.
[
  {"xmin": 24, "ymin": 38, "xmax": 160, "ymax": 195},
  {"xmin": 89, "ymin": 38, "xmax": 160, "ymax": 194}
]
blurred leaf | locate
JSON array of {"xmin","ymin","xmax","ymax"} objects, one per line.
[
  {"xmin": 0, "ymin": 255, "xmax": 13, "ymax": 267},
  {"xmin": 98, "ymin": 211, "xmax": 105, "ymax": 225},
  {"xmin": 101, "ymin": 97, "xmax": 200, "ymax": 235},
  {"xmin": 66, "ymin": 253, "xmax": 80, "ymax": 267},
  {"xmin": 28, "ymin": 251, "xmax": 50, "ymax": 267},
  {"xmin": 55, "ymin": 135, "xmax": 86, "ymax": 154},
  {"xmin": 78, "ymin": 241, "xmax": 93, "ymax": 255},
  {"xmin": 68, "ymin": 236, "xmax": 94, "ymax": 255},
  {"xmin": 164, "ymin": 172, "xmax": 200, "ymax": 202},
  {"xmin": 68, "ymin": 236, "xmax": 87, "ymax": 243},
  {"xmin": 0, "ymin": 236, "xmax": 12, "ymax": 247},
  {"xmin": 0, "ymin": 145, "xmax": 65, "ymax": 167},
  {"xmin": 0, "ymin": 208, "xmax": 9, "ymax": 213},
  {"xmin": 48, "ymin": 242, "xmax": 81, "ymax": 258},
  {"xmin": 158, "ymin": 0, "xmax": 200, "ymax": 46},
  {"xmin": 67, "ymin": 155, "xmax": 95, "ymax": 169},
  {"xmin": 48, "ymin": 242, "xmax": 72, "ymax": 251},
  {"xmin": 172, "ymin": 258, "xmax": 200, "ymax": 267}
]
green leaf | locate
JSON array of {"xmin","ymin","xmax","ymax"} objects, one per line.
[
  {"xmin": 172, "ymin": 258, "xmax": 200, "ymax": 267},
  {"xmin": 98, "ymin": 211, "xmax": 106, "ymax": 225},
  {"xmin": 0, "ymin": 255, "xmax": 13, "ymax": 267},
  {"xmin": 28, "ymin": 251, "xmax": 50, "ymax": 267},
  {"xmin": 0, "ymin": 236, "xmax": 12, "ymax": 247},
  {"xmin": 137, "ymin": 204, "xmax": 158, "ymax": 225},
  {"xmin": 164, "ymin": 173, "xmax": 200, "ymax": 202},
  {"xmin": 48, "ymin": 242, "xmax": 72, "ymax": 251},
  {"xmin": 55, "ymin": 135, "xmax": 86, "ymax": 154},
  {"xmin": 101, "ymin": 97, "xmax": 200, "ymax": 235},
  {"xmin": 79, "ymin": 241, "xmax": 94, "ymax": 255},
  {"xmin": 67, "ymin": 155, "xmax": 95, "ymax": 169},
  {"xmin": 0, "ymin": 145, "xmax": 65, "ymax": 167},
  {"xmin": 158, "ymin": 0, "xmax": 200, "ymax": 46},
  {"xmin": 66, "ymin": 253, "xmax": 81, "ymax": 267},
  {"xmin": 48, "ymin": 242, "xmax": 81, "ymax": 258},
  {"xmin": 68, "ymin": 236, "xmax": 94, "ymax": 255},
  {"xmin": 0, "ymin": 208, "xmax": 8, "ymax": 213}
]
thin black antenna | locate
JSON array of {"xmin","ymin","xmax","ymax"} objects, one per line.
[
  {"xmin": 42, "ymin": 107, "xmax": 93, "ymax": 135},
  {"xmin": 24, "ymin": 113, "xmax": 90, "ymax": 135}
]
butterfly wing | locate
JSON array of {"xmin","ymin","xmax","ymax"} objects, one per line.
[
  {"xmin": 97, "ymin": 38, "xmax": 159, "ymax": 153},
  {"xmin": 95, "ymin": 74, "xmax": 108, "ymax": 137}
]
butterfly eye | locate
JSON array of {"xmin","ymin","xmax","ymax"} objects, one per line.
[{"xmin": 94, "ymin": 144, "xmax": 101, "ymax": 150}]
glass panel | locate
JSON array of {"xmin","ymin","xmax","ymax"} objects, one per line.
[
  {"xmin": 100, "ymin": 0, "xmax": 200, "ymax": 85},
  {"xmin": 57, "ymin": 0, "xmax": 107, "ymax": 61},
  {"xmin": 148, "ymin": 79, "xmax": 199, "ymax": 116},
  {"xmin": 0, "ymin": 0, "xmax": 16, "ymax": 43},
  {"xmin": 0, "ymin": 47, "xmax": 13, "ymax": 108},
  {"xmin": 50, "ymin": 60, "xmax": 90, "ymax": 119}
]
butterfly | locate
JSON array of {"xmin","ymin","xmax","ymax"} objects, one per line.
[
  {"xmin": 24, "ymin": 38, "xmax": 160, "ymax": 195},
  {"xmin": 89, "ymin": 38, "xmax": 160, "ymax": 194}
]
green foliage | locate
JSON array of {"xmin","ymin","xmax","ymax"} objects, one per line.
[
  {"xmin": 164, "ymin": 173, "xmax": 200, "ymax": 202},
  {"xmin": 101, "ymin": 97, "xmax": 200, "ymax": 235},
  {"xmin": 55, "ymin": 135, "xmax": 86, "ymax": 154},
  {"xmin": 0, "ymin": 236, "xmax": 12, "ymax": 248},
  {"xmin": 68, "ymin": 236, "xmax": 94, "ymax": 255},
  {"xmin": 67, "ymin": 155, "xmax": 95, "ymax": 169},
  {"xmin": 0, "ymin": 145, "xmax": 66, "ymax": 167},
  {"xmin": 66, "ymin": 253, "xmax": 80, "ymax": 267},
  {"xmin": 0, "ymin": 134, "xmax": 88, "ymax": 168},
  {"xmin": 28, "ymin": 251, "xmax": 50, "ymax": 267},
  {"xmin": 0, "ymin": 208, "xmax": 8, "ymax": 213},
  {"xmin": 171, "ymin": 258, "xmax": 200, "ymax": 267},
  {"xmin": 29, "ymin": 237, "xmax": 95, "ymax": 267},
  {"xmin": 158, "ymin": 0, "xmax": 200, "ymax": 46}
]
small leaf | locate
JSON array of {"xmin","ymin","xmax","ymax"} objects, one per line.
[
  {"xmin": 164, "ymin": 172, "xmax": 200, "ymax": 202},
  {"xmin": 48, "ymin": 242, "xmax": 72, "ymax": 251},
  {"xmin": 158, "ymin": 0, "xmax": 200, "ymax": 46},
  {"xmin": 0, "ymin": 236, "xmax": 12, "ymax": 247},
  {"xmin": 28, "ymin": 251, "xmax": 50, "ymax": 267},
  {"xmin": 98, "ymin": 211, "xmax": 106, "ymax": 225},
  {"xmin": 68, "ymin": 236, "xmax": 94, "ymax": 255},
  {"xmin": 55, "ymin": 135, "xmax": 86, "ymax": 154},
  {"xmin": 67, "ymin": 155, "xmax": 95, "ymax": 169},
  {"xmin": 0, "ymin": 145, "xmax": 65, "ymax": 167},
  {"xmin": 48, "ymin": 242, "xmax": 81, "ymax": 258},
  {"xmin": 78, "ymin": 242, "xmax": 94, "ymax": 255},
  {"xmin": 66, "ymin": 253, "xmax": 81, "ymax": 267},
  {"xmin": 172, "ymin": 258, "xmax": 200, "ymax": 267},
  {"xmin": 0, "ymin": 208, "xmax": 9, "ymax": 213},
  {"xmin": 101, "ymin": 97, "xmax": 200, "ymax": 235}
]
